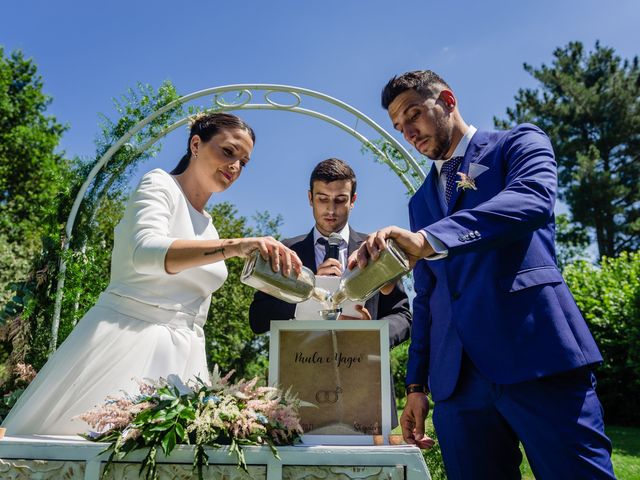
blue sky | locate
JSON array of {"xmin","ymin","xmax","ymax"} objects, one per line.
[{"xmin": 2, "ymin": 0, "xmax": 639, "ymax": 238}]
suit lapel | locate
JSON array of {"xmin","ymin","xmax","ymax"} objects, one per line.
[
  {"xmin": 421, "ymin": 162, "xmax": 445, "ymax": 220},
  {"xmin": 299, "ymin": 229, "xmax": 317, "ymax": 270},
  {"xmin": 446, "ymin": 132, "xmax": 489, "ymax": 215},
  {"xmin": 348, "ymin": 228, "xmax": 365, "ymax": 255}
]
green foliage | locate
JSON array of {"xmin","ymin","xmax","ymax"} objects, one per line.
[
  {"xmin": 0, "ymin": 47, "xmax": 70, "ymax": 242},
  {"xmin": 57, "ymin": 192, "xmax": 126, "ymax": 339},
  {"xmin": 0, "ymin": 236, "xmax": 60, "ymax": 371},
  {"xmin": 252, "ymin": 210, "xmax": 283, "ymax": 239},
  {"xmin": 0, "ymin": 386, "xmax": 25, "ymax": 421},
  {"xmin": 0, "ymin": 46, "xmax": 74, "ymax": 369},
  {"xmin": 496, "ymin": 41, "xmax": 640, "ymax": 258},
  {"xmin": 563, "ymin": 251, "xmax": 640, "ymax": 425},
  {"xmin": 390, "ymin": 341, "xmax": 409, "ymax": 402},
  {"xmin": 84, "ymin": 371, "xmax": 302, "ymax": 480},
  {"xmin": 99, "ymin": 382, "xmax": 199, "ymax": 480},
  {"xmin": 0, "ymin": 47, "xmax": 73, "ymax": 341},
  {"xmin": 206, "ymin": 202, "xmax": 283, "ymax": 379},
  {"xmin": 0, "ymin": 234, "xmax": 39, "ymax": 307}
]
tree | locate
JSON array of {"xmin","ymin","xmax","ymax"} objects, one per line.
[
  {"xmin": 554, "ymin": 213, "xmax": 590, "ymax": 270},
  {"xmin": 0, "ymin": 47, "xmax": 71, "ymax": 306},
  {"xmin": 0, "ymin": 47, "xmax": 70, "ymax": 242},
  {"xmin": 495, "ymin": 41, "xmax": 640, "ymax": 258}
]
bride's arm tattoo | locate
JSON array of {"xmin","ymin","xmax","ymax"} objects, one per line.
[{"xmin": 204, "ymin": 247, "xmax": 225, "ymax": 258}]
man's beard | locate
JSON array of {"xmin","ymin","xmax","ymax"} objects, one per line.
[{"xmin": 426, "ymin": 115, "xmax": 453, "ymax": 160}]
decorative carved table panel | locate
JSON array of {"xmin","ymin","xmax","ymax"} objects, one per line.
[{"xmin": 0, "ymin": 436, "xmax": 429, "ymax": 479}]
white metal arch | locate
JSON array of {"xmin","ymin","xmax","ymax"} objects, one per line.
[{"xmin": 50, "ymin": 84, "xmax": 425, "ymax": 351}]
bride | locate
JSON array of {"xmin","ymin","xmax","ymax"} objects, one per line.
[{"xmin": 2, "ymin": 112, "xmax": 301, "ymax": 436}]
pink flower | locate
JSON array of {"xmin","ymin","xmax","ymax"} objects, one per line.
[
  {"xmin": 14, "ymin": 363, "xmax": 37, "ymax": 384},
  {"xmin": 75, "ymin": 397, "xmax": 156, "ymax": 434}
]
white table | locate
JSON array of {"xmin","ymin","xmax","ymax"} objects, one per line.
[{"xmin": 0, "ymin": 435, "xmax": 431, "ymax": 479}]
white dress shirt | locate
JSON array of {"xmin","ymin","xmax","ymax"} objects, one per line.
[{"xmin": 423, "ymin": 125, "xmax": 477, "ymax": 260}]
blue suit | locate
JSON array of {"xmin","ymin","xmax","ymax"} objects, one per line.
[{"xmin": 408, "ymin": 124, "xmax": 615, "ymax": 479}]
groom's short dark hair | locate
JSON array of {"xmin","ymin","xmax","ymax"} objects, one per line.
[
  {"xmin": 381, "ymin": 70, "xmax": 452, "ymax": 110},
  {"xmin": 309, "ymin": 158, "xmax": 357, "ymax": 197}
]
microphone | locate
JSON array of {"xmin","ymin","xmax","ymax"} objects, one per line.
[{"xmin": 325, "ymin": 232, "xmax": 342, "ymax": 262}]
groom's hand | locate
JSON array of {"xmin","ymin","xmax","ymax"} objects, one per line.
[
  {"xmin": 400, "ymin": 391, "xmax": 434, "ymax": 449},
  {"xmin": 348, "ymin": 226, "xmax": 435, "ymax": 270}
]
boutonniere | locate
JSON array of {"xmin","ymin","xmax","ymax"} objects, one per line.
[{"xmin": 456, "ymin": 172, "xmax": 477, "ymax": 191}]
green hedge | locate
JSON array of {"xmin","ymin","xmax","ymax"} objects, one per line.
[{"xmin": 564, "ymin": 251, "xmax": 640, "ymax": 425}]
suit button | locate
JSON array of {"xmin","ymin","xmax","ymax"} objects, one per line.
[
  {"xmin": 451, "ymin": 292, "xmax": 461, "ymax": 300},
  {"xmin": 474, "ymin": 230, "xmax": 481, "ymax": 237},
  {"xmin": 458, "ymin": 236, "xmax": 464, "ymax": 242},
  {"xmin": 468, "ymin": 232, "xmax": 476, "ymax": 239}
]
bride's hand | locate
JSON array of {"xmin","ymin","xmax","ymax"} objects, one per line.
[{"xmin": 234, "ymin": 237, "xmax": 302, "ymax": 277}]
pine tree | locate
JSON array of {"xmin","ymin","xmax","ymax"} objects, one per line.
[{"xmin": 495, "ymin": 41, "xmax": 640, "ymax": 258}]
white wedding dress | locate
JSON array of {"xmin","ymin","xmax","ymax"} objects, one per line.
[{"xmin": 2, "ymin": 169, "xmax": 227, "ymax": 436}]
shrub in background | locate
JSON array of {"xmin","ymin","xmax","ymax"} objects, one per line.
[{"xmin": 564, "ymin": 251, "xmax": 640, "ymax": 425}]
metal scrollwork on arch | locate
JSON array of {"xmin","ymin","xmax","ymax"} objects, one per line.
[{"xmin": 50, "ymin": 84, "xmax": 426, "ymax": 352}]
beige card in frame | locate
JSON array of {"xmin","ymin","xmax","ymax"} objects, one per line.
[{"xmin": 268, "ymin": 320, "xmax": 391, "ymax": 445}]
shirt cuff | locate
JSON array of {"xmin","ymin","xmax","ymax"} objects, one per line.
[{"xmin": 420, "ymin": 230, "xmax": 448, "ymax": 260}]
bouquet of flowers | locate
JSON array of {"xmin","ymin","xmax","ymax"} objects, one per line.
[{"xmin": 78, "ymin": 366, "xmax": 303, "ymax": 480}]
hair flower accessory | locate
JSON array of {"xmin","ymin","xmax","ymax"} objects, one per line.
[{"xmin": 456, "ymin": 172, "xmax": 477, "ymax": 191}]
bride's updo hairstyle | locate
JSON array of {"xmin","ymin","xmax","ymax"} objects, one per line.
[{"xmin": 170, "ymin": 112, "xmax": 256, "ymax": 175}]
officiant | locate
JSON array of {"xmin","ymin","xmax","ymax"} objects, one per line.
[{"xmin": 249, "ymin": 158, "xmax": 411, "ymax": 337}]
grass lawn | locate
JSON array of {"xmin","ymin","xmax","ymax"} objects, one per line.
[
  {"xmin": 604, "ymin": 426, "xmax": 639, "ymax": 479},
  {"xmin": 519, "ymin": 425, "xmax": 640, "ymax": 479},
  {"xmin": 394, "ymin": 410, "xmax": 640, "ymax": 479}
]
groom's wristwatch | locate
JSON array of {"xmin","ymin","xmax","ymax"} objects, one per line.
[{"xmin": 405, "ymin": 384, "xmax": 428, "ymax": 395}]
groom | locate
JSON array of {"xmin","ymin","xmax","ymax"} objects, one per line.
[{"xmin": 351, "ymin": 70, "xmax": 615, "ymax": 479}]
